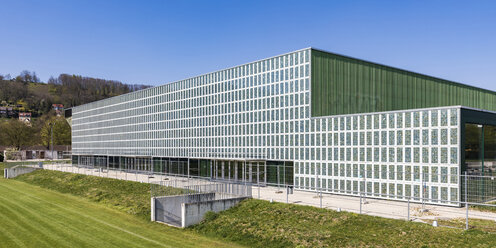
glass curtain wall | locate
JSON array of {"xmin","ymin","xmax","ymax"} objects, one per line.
[
  {"xmin": 465, "ymin": 124, "xmax": 496, "ymax": 175},
  {"xmin": 464, "ymin": 123, "xmax": 496, "ymax": 203},
  {"xmin": 485, "ymin": 125, "xmax": 496, "ymax": 174}
]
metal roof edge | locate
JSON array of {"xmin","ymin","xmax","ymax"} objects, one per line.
[
  {"xmin": 459, "ymin": 106, "xmax": 496, "ymax": 115},
  {"xmin": 310, "ymin": 105, "xmax": 464, "ymax": 119}
]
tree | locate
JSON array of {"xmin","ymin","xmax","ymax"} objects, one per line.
[
  {"xmin": 1, "ymin": 70, "xmax": 150, "ymax": 118},
  {"xmin": 16, "ymin": 70, "xmax": 40, "ymax": 83},
  {"xmin": 0, "ymin": 119, "xmax": 34, "ymax": 149},
  {"xmin": 40, "ymin": 116, "xmax": 71, "ymax": 148},
  {"xmin": 0, "ymin": 79, "xmax": 28, "ymax": 102}
]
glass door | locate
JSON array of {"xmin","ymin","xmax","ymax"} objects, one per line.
[{"xmin": 465, "ymin": 124, "xmax": 496, "ymax": 175}]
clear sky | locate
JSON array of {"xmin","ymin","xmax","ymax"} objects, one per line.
[{"xmin": 1, "ymin": 0, "xmax": 495, "ymax": 91}]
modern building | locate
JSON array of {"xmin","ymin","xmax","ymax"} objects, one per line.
[{"xmin": 71, "ymin": 48, "xmax": 496, "ymax": 206}]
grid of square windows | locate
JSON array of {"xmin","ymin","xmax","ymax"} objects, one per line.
[
  {"xmin": 73, "ymin": 49, "xmax": 311, "ymax": 160},
  {"xmin": 72, "ymin": 48, "xmax": 461, "ymax": 206},
  {"xmin": 294, "ymin": 108, "xmax": 460, "ymax": 205}
]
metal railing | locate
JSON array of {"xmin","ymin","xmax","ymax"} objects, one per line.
[
  {"xmin": 43, "ymin": 163, "xmax": 496, "ymax": 232},
  {"xmin": 151, "ymin": 179, "xmax": 252, "ymax": 200}
]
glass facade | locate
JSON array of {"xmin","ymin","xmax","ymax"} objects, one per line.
[
  {"xmin": 294, "ymin": 108, "xmax": 460, "ymax": 205},
  {"xmin": 72, "ymin": 48, "xmax": 463, "ymax": 205},
  {"xmin": 73, "ymin": 49, "xmax": 311, "ymax": 159},
  {"xmin": 464, "ymin": 124, "xmax": 496, "ymax": 175}
]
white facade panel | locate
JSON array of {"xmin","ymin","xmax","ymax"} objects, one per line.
[{"xmin": 72, "ymin": 48, "xmax": 460, "ymax": 205}]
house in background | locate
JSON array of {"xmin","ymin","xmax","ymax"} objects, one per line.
[
  {"xmin": 52, "ymin": 104, "xmax": 64, "ymax": 116},
  {"xmin": 19, "ymin": 112, "xmax": 32, "ymax": 125},
  {"xmin": 21, "ymin": 145, "xmax": 71, "ymax": 160},
  {"xmin": 0, "ymin": 107, "xmax": 15, "ymax": 118},
  {"xmin": 2, "ymin": 145, "xmax": 72, "ymax": 161}
]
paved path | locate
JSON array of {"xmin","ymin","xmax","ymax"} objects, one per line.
[{"xmin": 43, "ymin": 163, "xmax": 496, "ymax": 224}]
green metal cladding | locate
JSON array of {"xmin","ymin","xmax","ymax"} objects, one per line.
[{"xmin": 311, "ymin": 48, "xmax": 496, "ymax": 117}]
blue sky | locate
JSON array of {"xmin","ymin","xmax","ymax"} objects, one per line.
[{"xmin": 0, "ymin": 0, "xmax": 495, "ymax": 90}]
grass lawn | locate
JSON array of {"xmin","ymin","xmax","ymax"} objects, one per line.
[
  {"xmin": 192, "ymin": 199, "xmax": 496, "ymax": 248},
  {"xmin": 14, "ymin": 169, "xmax": 184, "ymax": 221},
  {"xmin": 6, "ymin": 165, "xmax": 496, "ymax": 247},
  {"xmin": 0, "ymin": 176, "xmax": 242, "ymax": 248},
  {"xmin": 423, "ymin": 218, "xmax": 496, "ymax": 233}
]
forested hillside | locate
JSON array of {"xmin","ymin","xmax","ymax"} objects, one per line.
[{"xmin": 0, "ymin": 71, "xmax": 150, "ymax": 117}]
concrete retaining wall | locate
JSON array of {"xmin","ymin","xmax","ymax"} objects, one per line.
[
  {"xmin": 181, "ymin": 197, "xmax": 248, "ymax": 228},
  {"xmin": 153, "ymin": 193, "xmax": 216, "ymax": 227},
  {"xmin": 4, "ymin": 166, "xmax": 39, "ymax": 179}
]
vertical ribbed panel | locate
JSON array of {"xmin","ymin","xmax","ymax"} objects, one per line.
[{"xmin": 311, "ymin": 49, "xmax": 496, "ymax": 116}]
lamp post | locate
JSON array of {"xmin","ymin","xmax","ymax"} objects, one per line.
[{"xmin": 49, "ymin": 122, "xmax": 54, "ymax": 161}]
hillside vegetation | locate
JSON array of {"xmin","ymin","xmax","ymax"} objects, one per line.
[
  {"xmin": 0, "ymin": 71, "xmax": 149, "ymax": 117},
  {"xmin": 192, "ymin": 199, "xmax": 496, "ymax": 247},
  {"xmin": 14, "ymin": 169, "xmax": 184, "ymax": 221}
]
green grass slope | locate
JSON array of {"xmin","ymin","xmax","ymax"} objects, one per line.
[
  {"xmin": 14, "ymin": 169, "xmax": 184, "ymax": 221},
  {"xmin": 192, "ymin": 199, "xmax": 496, "ymax": 248},
  {"xmin": 7, "ymin": 165, "xmax": 496, "ymax": 247},
  {"xmin": 0, "ymin": 177, "xmax": 242, "ymax": 248}
]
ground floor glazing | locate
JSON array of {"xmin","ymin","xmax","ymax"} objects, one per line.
[{"xmin": 71, "ymin": 155, "xmax": 293, "ymax": 186}]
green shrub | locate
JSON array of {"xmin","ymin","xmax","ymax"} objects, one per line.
[
  {"xmin": 202, "ymin": 211, "xmax": 219, "ymax": 222},
  {"xmin": 4, "ymin": 148, "xmax": 20, "ymax": 160}
]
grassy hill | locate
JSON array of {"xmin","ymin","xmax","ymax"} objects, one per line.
[
  {"xmin": 4, "ymin": 164, "xmax": 496, "ymax": 247},
  {"xmin": 0, "ymin": 174, "xmax": 241, "ymax": 248},
  {"xmin": 13, "ymin": 168, "xmax": 185, "ymax": 221},
  {"xmin": 192, "ymin": 199, "xmax": 496, "ymax": 247}
]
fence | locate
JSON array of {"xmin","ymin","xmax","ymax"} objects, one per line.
[
  {"xmin": 51, "ymin": 162, "xmax": 496, "ymax": 205},
  {"xmin": 252, "ymin": 176, "xmax": 496, "ymax": 232},
  {"xmin": 44, "ymin": 163, "xmax": 496, "ymax": 232},
  {"xmin": 68, "ymin": 159, "xmax": 495, "ymax": 206},
  {"xmin": 151, "ymin": 179, "xmax": 252, "ymax": 200},
  {"xmin": 463, "ymin": 173, "xmax": 496, "ymax": 203}
]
